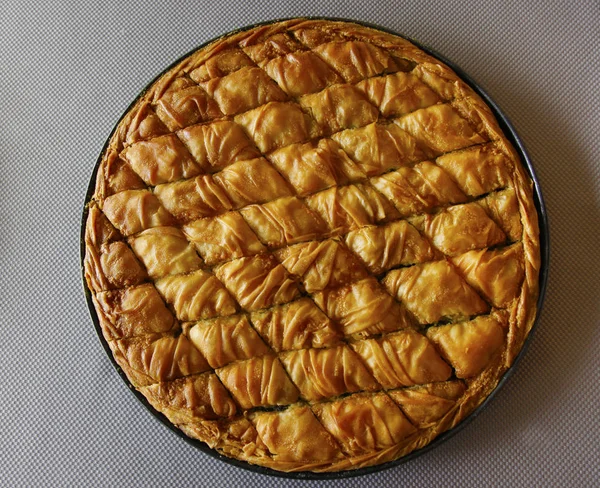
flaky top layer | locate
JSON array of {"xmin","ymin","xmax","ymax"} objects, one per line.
[{"xmin": 84, "ymin": 19, "xmax": 540, "ymax": 473}]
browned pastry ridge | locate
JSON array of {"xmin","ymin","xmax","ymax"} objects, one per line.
[{"xmin": 83, "ymin": 19, "xmax": 541, "ymax": 473}]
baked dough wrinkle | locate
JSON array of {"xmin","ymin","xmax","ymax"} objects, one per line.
[
  {"xmin": 299, "ymin": 84, "xmax": 379, "ymax": 135},
  {"xmin": 251, "ymin": 404, "xmax": 344, "ymax": 464},
  {"xmin": 409, "ymin": 202, "xmax": 507, "ymax": 256},
  {"xmin": 333, "ymin": 122, "xmax": 433, "ymax": 176},
  {"xmin": 153, "ymin": 174, "xmax": 233, "ymax": 222},
  {"xmin": 313, "ymin": 278, "xmax": 413, "ymax": 339},
  {"xmin": 351, "ymin": 330, "xmax": 453, "ymax": 389},
  {"xmin": 216, "ymin": 355, "xmax": 299, "ymax": 409},
  {"xmin": 95, "ymin": 283, "xmax": 174, "ymax": 340},
  {"xmin": 108, "ymin": 333, "xmax": 211, "ymax": 388},
  {"xmin": 274, "ymin": 238, "xmax": 369, "ymax": 292},
  {"xmin": 280, "ymin": 344, "xmax": 379, "ymax": 401},
  {"xmin": 388, "ymin": 381, "xmax": 466, "ymax": 428},
  {"xmin": 370, "ymin": 161, "xmax": 468, "ymax": 217},
  {"xmin": 122, "ymin": 134, "xmax": 202, "ymax": 186},
  {"xmin": 312, "ymin": 392, "xmax": 416, "ymax": 456},
  {"xmin": 139, "ymin": 373, "xmax": 237, "ymax": 424},
  {"xmin": 153, "ymin": 77, "xmax": 223, "ymax": 132},
  {"xmin": 128, "ymin": 226, "xmax": 203, "ymax": 279},
  {"xmin": 427, "ymin": 312, "xmax": 508, "ymax": 378},
  {"xmin": 383, "ymin": 260, "xmax": 489, "ymax": 325},
  {"xmin": 250, "ymin": 298, "xmax": 343, "ymax": 352},
  {"xmin": 102, "ymin": 190, "xmax": 175, "ymax": 236},
  {"xmin": 183, "ymin": 212, "xmax": 265, "ymax": 265},
  {"xmin": 305, "ymin": 183, "xmax": 400, "ymax": 234},
  {"xmin": 215, "ymin": 254, "xmax": 299, "ymax": 311},
  {"xmin": 154, "ymin": 269, "xmax": 238, "ymax": 322},
  {"xmin": 189, "ymin": 48, "xmax": 255, "ymax": 83},
  {"xmin": 345, "ymin": 219, "xmax": 438, "ymax": 274},
  {"xmin": 85, "ymin": 19, "xmax": 541, "ymax": 473},
  {"xmin": 268, "ymin": 138, "xmax": 365, "ymax": 196},
  {"xmin": 240, "ymin": 196, "xmax": 328, "ymax": 248},
  {"xmin": 355, "ymin": 71, "xmax": 441, "ymax": 118},
  {"xmin": 186, "ymin": 315, "xmax": 269, "ymax": 369},
  {"xmin": 177, "ymin": 120, "xmax": 260, "ymax": 173},
  {"xmin": 263, "ymin": 51, "xmax": 343, "ymax": 97},
  {"xmin": 312, "ymin": 41, "xmax": 402, "ymax": 83},
  {"xmin": 201, "ymin": 67, "xmax": 288, "ymax": 116}
]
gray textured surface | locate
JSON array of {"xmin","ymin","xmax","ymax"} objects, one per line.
[{"xmin": 1, "ymin": 1, "xmax": 599, "ymax": 486}]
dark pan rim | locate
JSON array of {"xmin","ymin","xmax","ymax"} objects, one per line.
[{"xmin": 80, "ymin": 16, "xmax": 550, "ymax": 480}]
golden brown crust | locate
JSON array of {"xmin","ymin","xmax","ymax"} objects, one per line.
[{"xmin": 84, "ymin": 19, "xmax": 541, "ymax": 473}]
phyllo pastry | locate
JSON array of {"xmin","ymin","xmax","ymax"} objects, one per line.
[{"xmin": 84, "ymin": 18, "xmax": 541, "ymax": 473}]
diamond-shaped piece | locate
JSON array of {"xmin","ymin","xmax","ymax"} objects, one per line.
[
  {"xmin": 274, "ymin": 239, "xmax": 368, "ymax": 293},
  {"xmin": 85, "ymin": 205, "xmax": 121, "ymax": 247},
  {"xmin": 345, "ymin": 220, "xmax": 438, "ymax": 274},
  {"xmin": 108, "ymin": 333, "xmax": 210, "ymax": 388},
  {"xmin": 182, "ymin": 212, "xmax": 265, "ymax": 266},
  {"xmin": 477, "ymin": 189, "xmax": 523, "ymax": 241},
  {"xmin": 410, "ymin": 202, "xmax": 506, "ymax": 256},
  {"xmin": 95, "ymin": 283, "xmax": 174, "ymax": 340},
  {"xmin": 125, "ymin": 101, "xmax": 170, "ymax": 145},
  {"xmin": 217, "ymin": 355, "xmax": 299, "ymax": 409},
  {"xmin": 102, "ymin": 190, "xmax": 175, "ymax": 236},
  {"xmin": 250, "ymin": 298, "xmax": 342, "ymax": 352},
  {"xmin": 154, "ymin": 77, "xmax": 222, "ymax": 131},
  {"xmin": 213, "ymin": 157, "xmax": 292, "ymax": 208},
  {"xmin": 427, "ymin": 313, "xmax": 507, "ymax": 378},
  {"xmin": 234, "ymin": 102, "xmax": 321, "ymax": 153},
  {"xmin": 189, "ymin": 48, "xmax": 255, "ymax": 83},
  {"xmin": 242, "ymin": 32, "xmax": 305, "ymax": 65},
  {"xmin": 186, "ymin": 315, "xmax": 269, "ymax": 369},
  {"xmin": 155, "ymin": 269, "xmax": 237, "ymax": 322},
  {"xmin": 451, "ymin": 244, "xmax": 525, "ymax": 307},
  {"xmin": 122, "ymin": 134, "xmax": 201, "ymax": 186},
  {"xmin": 299, "ymin": 84, "xmax": 378, "ymax": 134},
  {"xmin": 201, "ymin": 67, "xmax": 288, "ymax": 116},
  {"xmin": 95, "ymin": 150, "xmax": 146, "ymax": 199},
  {"xmin": 215, "ymin": 254, "xmax": 299, "ymax": 311},
  {"xmin": 128, "ymin": 226, "xmax": 202, "ymax": 279},
  {"xmin": 370, "ymin": 161, "xmax": 467, "ymax": 217},
  {"xmin": 394, "ymin": 104, "xmax": 486, "ymax": 154},
  {"xmin": 412, "ymin": 63, "xmax": 473, "ymax": 101},
  {"xmin": 94, "ymin": 240, "xmax": 147, "ymax": 290},
  {"xmin": 280, "ymin": 345, "xmax": 379, "ymax": 401},
  {"xmin": 435, "ymin": 143, "xmax": 510, "ymax": 197},
  {"xmin": 240, "ymin": 197, "xmax": 328, "ymax": 248},
  {"xmin": 387, "ymin": 381, "xmax": 466, "ymax": 428},
  {"xmin": 312, "ymin": 41, "xmax": 399, "ymax": 83},
  {"xmin": 263, "ymin": 51, "xmax": 342, "ymax": 97},
  {"xmin": 154, "ymin": 175, "xmax": 232, "ymax": 222},
  {"xmin": 313, "ymin": 278, "xmax": 412, "ymax": 339},
  {"xmin": 268, "ymin": 138, "xmax": 365, "ymax": 196},
  {"xmin": 140, "ymin": 373, "xmax": 237, "ymax": 423},
  {"xmin": 251, "ymin": 405, "xmax": 343, "ymax": 463},
  {"xmin": 312, "ymin": 392, "xmax": 416, "ymax": 456},
  {"xmin": 305, "ymin": 183, "xmax": 399, "ymax": 234},
  {"xmin": 177, "ymin": 120, "xmax": 260, "ymax": 172},
  {"xmin": 383, "ymin": 260, "xmax": 489, "ymax": 325},
  {"xmin": 355, "ymin": 71, "xmax": 441, "ymax": 117},
  {"xmin": 332, "ymin": 122, "xmax": 432, "ymax": 176},
  {"xmin": 351, "ymin": 330, "xmax": 452, "ymax": 389}
]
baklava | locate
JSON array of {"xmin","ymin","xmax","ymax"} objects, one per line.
[{"xmin": 84, "ymin": 18, "xmax": 541, "ymax": 473}]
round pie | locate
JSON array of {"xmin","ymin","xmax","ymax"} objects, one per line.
[{"xmin": 83, "ymin": 18, "xmax": 541, "ymax": 474}]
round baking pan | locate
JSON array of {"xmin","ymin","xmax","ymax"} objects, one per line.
[{"xmin": 80, "ymin": 17, "xmax": 550, "ymax": 480}]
